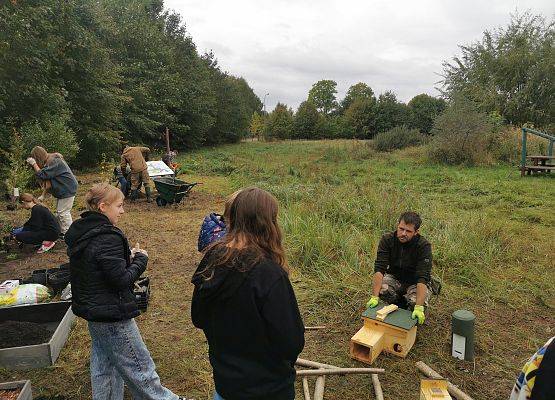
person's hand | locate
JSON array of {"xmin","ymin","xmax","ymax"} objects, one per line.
[
  {"xmin": 26, "ymin": 157, "xmax": 37, "ymax": 166},
  {"xmin": 131, "ymin": 242, "xmax": 148, "ymax": 258},
  {"xmin": 366, "ymin": 295, "xmax": 379, "ymax": 308},
  {"xmin": 412, "ymin": 305, "xmax": 425, "ymax": 325}
]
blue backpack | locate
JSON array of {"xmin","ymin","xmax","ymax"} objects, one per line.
[{"xmin": 198, "ymin": 213, "xmax": 227, "ymax": 252}]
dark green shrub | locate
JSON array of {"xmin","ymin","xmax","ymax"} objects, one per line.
[
  {"xmin": 373, "ymin": 125, "xmax": 426, "ymax": 152},
  {"xmin": 427, "ymin": 97, "xmax": 493, "ymax": 165}
]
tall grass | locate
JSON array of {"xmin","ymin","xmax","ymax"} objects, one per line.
[{"xmin": 178, "ymin": 140, "xmax": 554, "ymax": 318}]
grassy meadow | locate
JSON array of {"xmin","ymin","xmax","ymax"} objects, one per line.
[
  {"xmin": 1, "ymin": 139, "xmax": 553, "ymax": 399},
  {"xmin": 179, "ymin": 140, "xmax": 554, "ymax": 398}
]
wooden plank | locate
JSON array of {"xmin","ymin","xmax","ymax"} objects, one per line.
[
  {"xmin": 362, "ymin": 303, "xmax": 417, "ymax": 330},
  {"xmin": 376, "ymin": 304, "xmax": 398, "ymax": 321},
  {"xmin": 527, "ymin": 155, "xmax": 555, "ymax": 160},
  {"xmin": 0, "ymin": 380, "xmax": 32, "ymax": 400},
  {"xmin": 416, "ymin": 361, "xmax": 474, "ymax": 400},
  {"xmin": 523, "ymin": 165, "xmax": 555, "ymax": 170}
]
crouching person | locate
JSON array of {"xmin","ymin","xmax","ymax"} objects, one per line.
[
  {"xmin": 366, "ymin": 211, "xmax": 432, "ymax": 325},
  {"xmin": 65, "ymin": 183, "xmax": 186, "ymax": 400},
  {"xmin": 11, "ymin": 193, "xmax": 60, "ymax": 253},
  {"xmin": 192, "ymin": 187, "xmax": 305, "ymax": 400}
]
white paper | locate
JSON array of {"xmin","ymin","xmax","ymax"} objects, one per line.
[
  {"xmin": 452, "ymin": 333, "xmax": 466, "ymax": 360},
  {"xmin": 146, "ymin": 161, "xmax": 174, "ymax": 177}
]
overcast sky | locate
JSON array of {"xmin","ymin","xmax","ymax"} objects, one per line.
[{"xmin": 164, "ymin": 0, "xmax": 553, "ymax": 111}]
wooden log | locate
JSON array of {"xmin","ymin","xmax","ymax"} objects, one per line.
[
  {"xmin": 302, "ymin": 377, "xmax": 311, "ymax": 400},
  {"xmin": 313, "ymin": 375, "xmax": 326, "ymax": 400},
  {"xmin": 297, "ymin": 368, "xmax": 384, "ymax": 376},
  {"xmin": 371, "ymin": 374, "xmax": 384, "ymax": 400},
  {"xmin": 296, "ymin": 358, "xmax": 339, "ymax": 369},
  {"xmin": 415, "ymin": 361, "xmax": 474, "ymax": 400}
]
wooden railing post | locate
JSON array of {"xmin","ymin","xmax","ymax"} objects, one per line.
[{"xmin": 521, "ymin": 128, "xmax": 528, "ymax": 176}]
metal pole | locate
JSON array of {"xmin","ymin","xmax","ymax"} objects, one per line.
[
  {"xmin": 521, "ymin": 128, "xmax": 527, "ymax": 176},
  {"xmin": 263, "ymin": 93, "xmax": 269, "ymax": 113}
]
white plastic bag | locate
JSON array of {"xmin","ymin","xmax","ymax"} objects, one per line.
[{"xmin": 0, "ymin": 284, "xmax": 51, "ymax": 307}]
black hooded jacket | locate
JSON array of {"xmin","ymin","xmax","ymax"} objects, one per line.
[
  {"xmin": 65, "ymin": 211, "xmax": 147, "ymax": 322},
  {"xmin": 191, "ymin": 248, "xmax": 305, "ymax": 400}
]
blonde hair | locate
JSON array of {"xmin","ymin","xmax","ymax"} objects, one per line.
[
  {"xmin": 19, "ymin": 193, "xmax": 38, "ymax": 204},
  {"xmin": 85, "ymin": 183, "xmax": 124, "ymax": 211}
]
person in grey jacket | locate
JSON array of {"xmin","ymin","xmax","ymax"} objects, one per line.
[{"xmin": 27, "ymin": 146, "xmax": 78, "ymax": 235}]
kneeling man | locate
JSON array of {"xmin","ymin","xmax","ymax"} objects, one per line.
[{"xmin": 366, "ymin": 211, "xmax": 432, "ymax": 325}]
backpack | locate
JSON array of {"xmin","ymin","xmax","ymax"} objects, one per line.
[{"xmin": 198, "ymin": 213, "xmax": 227, "ymax": 252}]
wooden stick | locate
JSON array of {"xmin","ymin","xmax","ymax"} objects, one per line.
[
  {"xmin": 416, "ymin": 361, "xmax": 474, "ymax": 400},
  {"xmin": 305, "ymin": 325, "xmax": 326, "ymax": 330},
  {"xmin": 313, "ymin": 375, "xmax": 326, "ymax": 400},
  {"xmin": 302, "ymin": 377, "xmax": 311, "ymax": 400},
  {"xmin": 297, "ymin": 368, "xmax": 385, "ymax": 376},
  {"xmin": 296, "ymin": 358, "xmax": 339, "ymax": 369},
  {"xmin": 371, "ymin": 374, "xmax": 384, "ymax": 400}
]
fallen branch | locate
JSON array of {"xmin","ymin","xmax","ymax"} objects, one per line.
[
  {"xmin": 313, "ymin": 375, "xmax": 326, "ymax": 400},
  {"xmin": 296, "ymin": 368, "xmax": 385, "ymax": 376},
  {"xmin": 302, "ymin": 377, "xmax": 311, "ymax": 400},
  {"xmin": 296, "ymin": 358, "xmax": 338, "ymax": 369},
  {"xmin": 416, "ymin": 361, "xmax": 474, "ymax": 400},
  {"xmin": 305, "ymin": 325, "xmax": 326, "ymax": 330},
  {"xmin": 372, "ymin": 374, "xmax": 384, "ymax": 400}
]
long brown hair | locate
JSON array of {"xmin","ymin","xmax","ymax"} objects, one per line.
[
  {"xmin": 30, "ymin": 146, "xmax": 63, "ymax": 168},
  {"xmin": 205, "ymin": 187, "xmax": 287, "ymax": 274}
]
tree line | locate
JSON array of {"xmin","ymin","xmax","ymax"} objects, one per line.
[
  {"xmin": 256, "ymin": 13, "xmax": 553, "ymax": 142},
  {"xmin": 0, "ymin": 0, "xmax": 261, "ymax": 174}
]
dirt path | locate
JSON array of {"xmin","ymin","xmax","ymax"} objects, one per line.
[{"xmin": 0, "ymin": 174, "xmax": 223, "ymax": 399}]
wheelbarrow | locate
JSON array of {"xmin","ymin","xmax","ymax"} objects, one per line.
[{"xmin": 152, "ymin": 176, "xmax": 199, "ymax": 206}]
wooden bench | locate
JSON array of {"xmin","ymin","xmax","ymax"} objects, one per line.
[{"xmin": 521, "ymin": 155, "xmax": 554, "ymax": 176}]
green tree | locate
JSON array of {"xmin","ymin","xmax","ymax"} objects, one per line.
[
  {"xmin": 345, "ymin": 98, "xmax": 377, "ymax": 139},
  {"xmin": 340, "ymin": 82, "xmax": 375, "ymax": 113},
  {"xmin": 375, "ymin": 91, "xmax": 410, "ymax": 133},
  {"xmin": 308, "ymin": 80, "xmax": 338, "ymax": 115},
  {"xmin": 265, "ymin": 103, "xmax": 293, "ymax": 140},
  {"xmin": 249, "ymin": 112, "xmax": 265, "ymax": 140},
  {"xmin": 293, "ymin": 101, "xmax": 319, "ymax": 139},
  {"xmin": 407, "ymin": 94, "xmax": 446, "ymax": 134},
  {"xmin": 441, "ymin": 12, "xmax": 554, "ymax": 128}
]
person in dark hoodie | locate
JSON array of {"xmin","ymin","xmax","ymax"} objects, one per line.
[
  {"xmin": 11, "ymin": 193, "xmax": 60, "ymax": 253},
  {"xmin": 26, "ymin": 146, "xmax": 78, "ymax": 236},
  {"xmin": 65, "ymin": 183, "xmax": 186, "ymax": 400},
  {"xmin": 192, "ymin": 187, "xmax": 305, "ymax": 400}
]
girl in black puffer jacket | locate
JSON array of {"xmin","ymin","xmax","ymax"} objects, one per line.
[{"xmin": 65, "ymin": 183, "xmax": 185, "ymax": 400}]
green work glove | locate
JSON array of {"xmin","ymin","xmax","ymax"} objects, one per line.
[
  {"xmin": 412, "ymin": 305, "xmax": 425, "ymax": 325},
  {"xmin": 366, "ymin": 295, "xmax": 379, "ymax": 308}
]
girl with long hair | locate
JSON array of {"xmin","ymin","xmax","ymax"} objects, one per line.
[
  {"xmin": 65, "ymin": 183, "xmax": 186, "ymax": 400},
  {"xmin": 191, "ymin": 187, "xmax": 305, "ymax": 400},
  {"xmin": 27, "ymin": 146, "xmax": 78, "ymax": 236}
]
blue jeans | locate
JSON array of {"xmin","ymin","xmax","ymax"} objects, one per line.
[
  {"xmin": 213, "ymin": 392, "xmax": 224, "ymax": 400},
  {"xmin": 11, "ymin": 226, "xmax": 25, "ymax": 235},
  {"xmin": 88, "ymin": 319, "xmax": 178, "ymax": 400}
]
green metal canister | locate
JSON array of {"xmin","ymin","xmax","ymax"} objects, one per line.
[{"xmin": 451, "ymin": 309, "xmax": 475, "ymax": 361}]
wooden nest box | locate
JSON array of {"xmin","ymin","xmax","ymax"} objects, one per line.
[
  {"xmin": 420, "ymin": 379, "xmax": 452, "ymax": 400},
  {"xmin": 350, "ymin": 303, "xmax": 417, "ymax": 364}
]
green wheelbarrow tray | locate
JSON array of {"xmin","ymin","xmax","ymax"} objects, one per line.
[{"xmin": 152, "ymin": 176, "xmax": 200, "ymax": 206}]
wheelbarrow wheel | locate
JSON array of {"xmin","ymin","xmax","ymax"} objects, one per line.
[{"xmin": 155, "ymin": 196, "xmax": 168, "ymax": 207}]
